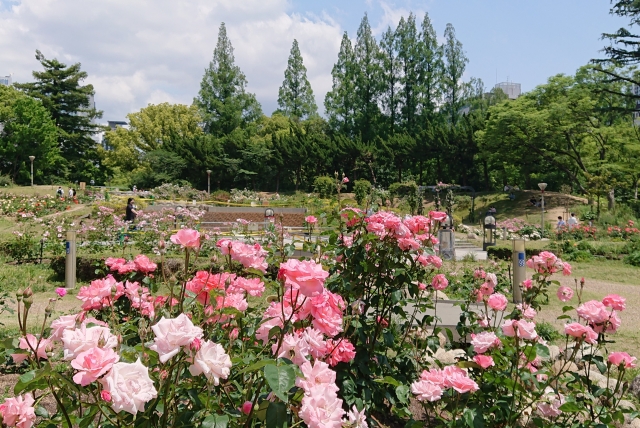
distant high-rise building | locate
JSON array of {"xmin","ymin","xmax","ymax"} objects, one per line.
[
  {"xmin": 0, "ymin": 75, "xmax": 12, "ymax": 86},
  {"xmin": 495, "ymin": 82, "xmax": 521, "ymax": 100},
  {"xmin": 101, "ymin": 121, "xmax": 129, "ymax": 150}
]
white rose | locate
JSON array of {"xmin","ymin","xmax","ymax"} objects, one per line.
[
  {"xmin": 100, "ymin": 359, "xmax": 157, "ymax": 415},
  {"xmin": 62, "ymin": 325, "xmax": 118, "ymax": 360},
  {"xmin": 188, "ymin": 340, "xmax": 232, "ymax": 385},
  {"xmin": 149, "ymin": 314, "xmax": 203, "ymax": 363}
]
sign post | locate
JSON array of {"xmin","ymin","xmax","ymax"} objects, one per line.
[
  {"xmin": 512, "ymin": 239, "xmax": 525, "ymax": 303},
  {"xmin": 65, "ymin": 230, "xmax": 76, "ymax": 289}
]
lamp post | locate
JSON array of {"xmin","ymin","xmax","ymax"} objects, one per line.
[
  {"xmin": 28, "ymin": 156, "xmax": 35, "ymax": 187},
  {"xmin": 538, "ymin": 183, "xmax": 547, "ymax": 236},
  {"xmin": 483, "ymin": 209, "xmax": 497, "ymax": 251},
  {"xmin": 438, "ymin": 214, "xmax": 456, "ymax": 260},
  {"xmin": 206, "ymin": 170, "xmax": 212, "ymax": 194}
]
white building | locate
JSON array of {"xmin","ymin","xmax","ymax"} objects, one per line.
[
  {"xmin": 0, "ymin": 75, "xmax": 12, "ymax": 86},
  {"xmin": 495, "ymin": 82, "xmax": 521, "ymax": 100}
]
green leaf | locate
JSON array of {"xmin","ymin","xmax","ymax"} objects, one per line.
[
  {"xmin": 14, "ymin": 367, "xmax": 51, "ymax": 394},
  {"xmin": 266, "ymin": 402, "xmax": 288, "ymax": 428},
  {"xmin": 463, "ymin": 407, "xmax": 484, "ymax": 428},
  {"xmin": 458, "ymin": 361, "xmax": 482, "ymax": 370},
  {"xmin": 35, "ymin": 406, "xmax": 50, "ymax": 418},
  {"xmin": 558, "ymin": 402, "xmax": 581, "ymax": 412},
  {"xmin": 374, "ymin": 376, "xmax": 400, "ymax": 387},
  {"xmin": 238, "ymin": 359, "xmax": 276, "ymax": 374},
  {"xmin": 202, "ymin": 414, "xmax": 229, "ymax": 428},
  {"xmin": 562, "ymin": 305, "xmax": 575, "ymax": 313},
  {"xmin": 535, "ymin": 344, "xmax": 550, "ymax": 359},
  {"xmin": 264, "ymin": 364, "xmax": 296, "ymax": 403},
  {"xmin": 395, "ymin": 385, "xmax": 410, "ymax": 404}
]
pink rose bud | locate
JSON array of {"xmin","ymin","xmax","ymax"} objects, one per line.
[
  {"xmin": 342, "ymin": 177, "xmax": 349, "ymax": 183},
  {"xmin": 241, "ymin": 401, "xmax": 253, "ymax": 415},
  {"xmin": 190, "ymin": 337, "xmax": 202, "ymax": 351},
  {"xmin": 55, "ymin": 287, "xmax": 67, "ymax": 298},
  {"xmin": 101, "ymin": 390, "xmax": 111, "ymax": 402}
]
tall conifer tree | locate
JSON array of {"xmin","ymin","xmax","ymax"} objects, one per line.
[
  {"xmin": 379, "ymin": 26, "xmax": 400, "ymax": 137},
  {"xmin": 277, "ymin": 40, "xmax": 317, "ymax": 120},
  {"xmin": 441, "ymin": 23, "xmax": 468, "ymax": 126},
  {"xmin": 396, "ymin": 14, "xmax": 421, "ymax": 136},
  {"xmin": 325, "ymin": 32, "xmax": 357, "ymax": 137},
  {"xmin": 195, "ymin": 22, "xmax": 262, "ymax": 137},
  {"xmin": 353, "ymin": 14, "xmax": 382, "ymax": 143}
]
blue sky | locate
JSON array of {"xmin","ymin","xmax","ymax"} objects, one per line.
[{"xmin": 0, "ymin": 0, "xmax": 630, "ymax": 120}]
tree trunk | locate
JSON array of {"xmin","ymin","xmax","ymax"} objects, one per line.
[
  {"xmin": 607, "ymin": 188, "xmax": 615, "ymax": 212},
  {"xmin": 275, "ymin": 171, "xmax": 280, "ymax": 193}
]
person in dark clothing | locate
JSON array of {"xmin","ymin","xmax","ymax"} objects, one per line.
[{"xmin": 125, "ymin": 198, "xmax": 138, "ymax": 222}]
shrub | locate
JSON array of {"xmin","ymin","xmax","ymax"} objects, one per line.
[
  {"xmin": 536, "ymin": 320, "xmax": 562, "ymax": 342},
  {"xmin": 487, "ymin": 245, "xmax": 542, "ymax": 261},
  {"xmin": 313, "ymin": 175, "xmax": 335, "ymax": 198},
  {"xmin": 624, "ymin": 251, "xmax": 640, "ymax": 267},
  {"xmin": 565, "ymin": 249, "xmax": 593, "ymax": 262},
  {"xmin": 353, "ymin": 179, "xmax": 372, "ymax": 205},
  {"xmin": 0, "ymin": 174, "xmax": 12, "ymax": 187},
  {"xmin": 388, "ymin": 181, "xmax": 420, "ymax": 213},
  {"xmin": 211, "ymin": 190, "xmax": 230, "ymax": 202},
  {"xmin": 0, "ymin": 232, "xmax": 39, "ymax": 263}
]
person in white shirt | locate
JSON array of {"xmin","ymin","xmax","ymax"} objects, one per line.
[{"xmin": 567, "ymin": 213, "xmax": 579, "ymax": 229}]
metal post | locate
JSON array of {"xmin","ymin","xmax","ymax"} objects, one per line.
[
  {"xmin": 541, "ymin": 192, "xmax": 545, "ymax": 235},
  {"xmin": 29, "ymin": 156, "xmax": 35, "ymax": 187},
  {"xmin": 65, "ymin": 230, "xmax": 77, "ymax": 289},
  {"xmin": 512, "ymin": 239, "xmax": 525, "ymax": 303},
  {"xmin": 206, "ymin": 170, "xmax": 212, "ymax": 194}
]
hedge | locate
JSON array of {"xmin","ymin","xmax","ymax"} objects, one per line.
[
  {"xmin": 486, "ymin": 246, "xmax": 543, "ymax": 261},
  {"xmin": 50, "ymin": 256, "xmax": 186, "ymax": 282}
]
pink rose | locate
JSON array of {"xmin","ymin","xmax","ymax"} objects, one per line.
[
  {"xmin": 564, "ymin": 323, "xmax": 598, "ymax": 344},
  {"xmin": 170, "ymin": 228, "xmax": 200, "ymax": 249},
  {"xmin": 76, "ymin": 275, "xmax": 119, "ymax": 311},
  {"xmin": 11, "ymin": 334, "xmax": 51, "ymax": 364},
  {"xmin": 305, "ymin": 215, "xmax": 318, "ymax": 225},
  {"xmin": 217, "ymin": 240, "xmax": 268, "ymax": 273},
  {"xmin": 105, "ymin": 257, "xmax": 126, "ymax": 271},
  {"xmin": 149, "ymin": 314, "xmax": 203, "ymax": 363},
  {"xmin": 296, "ymin": 360, "xmax": 338, "ymax": 393},
  {"xmin": 0, "ymin": 393, "xmax": 36, "ymax": 428},
  {"xmin": 473, "ymin": 355, "xmax": 495, "ymax": 369},
  {"xmin": 608, "ymin": 352, "xmax": 637, "ymax": 368},
  {"xmin": 502, "ymin": 320, "xmax": 537, "ymax": 340},
  {"xmin": 278, "ymin": 259, "xmax": 329, "ymax": 297},
  {"xmin": 231, "ymin": 276, "xmax": 265, "ymax": 297},
  {"xmin": 299, "ymin": 385, "xmax": 345, "ymax": 428},
  {"xmin": 133, "ymin": 254, "xmax": 157, "ymax": 274},
  {"xmin": 487, "ymin": 293, "xmax": 508, "ymax": 311},
  {"xmin": 521, "ymin": 279, "xmax": 533, "ymax": 290},
  {"xmin": 428, "ymin": 211, "xmax": 448, "ymax": 222},
  {"xmin": 398, "ymin": 237, "xmax": 420, "ymax": 251},
  {"xmin": 411, "ymin": 379, "xmax": 443, "ymax": 402},
  {"xmin": 325, "ymin": 338, "xmax": 356, "ymax": 366},
  {"xmin": 302, "ymin": 327, "xmax": 328, "ymax": 359},
  {"xmin": 516, "ymin": 303, "xmax": 537, "ymax": 319},
  {"xmin": 562, "ymin": 262, "xmax": 572, "ymax": 276},
  {"xmin": 602, "ymin": 294, "xmax": 626, "ymax": 311},
  {"xmin": 71, "ymin": 347, "xmax": 119, "ymax": 386},
  {"xmin": 62, "ymin": 324, "xmax": 118, "ymax": 360},
  {"xmin": 241, "ymin": 401, "xmax": 253, "ymax": 415},
  {"xmin": 431, "ymin": 274, "xmax": 448, "ymax": 291},
  {"xmin": 479, "ymin": 282, "xmax": 494, "ymax": 296},
  {"xmin": 442, "ymin": 366, "xmax": 479, "ymax": 393},
  {"xmin": 49, "ymin": 314, "xmax": 77, "ymax": 341},
  {"xmin": 188, "ymin": 340, "xmax": 232, "ymax": 385},
  {"xmin": 101, "ymin": 390, "xmax": 111, "ymax": 402},
  {"xmin": 485, "ymin": 273, "xmax": 498, "ymax": 287},
  {"xmin": 577, "ymin": 300, "xmax": 610, "ymax": 324},
  {"xmin": 470, "ymin": 332, "xmax": 501, "ymax": 354},
  {"xmin": 342, "ymin": 177, "xmax": 349, "ymax": 183},
  {"xmin": 55, "ymin": 287, "xmax": 67, "ymax": 298},
  {"xmin": 100, "ymin": 359, "xmax": 157, "ymax": 415},
  {"xmin": 557, "ymin": 286, "xmax": 573, "ymax": 302}
]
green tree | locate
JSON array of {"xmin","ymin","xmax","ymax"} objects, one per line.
[
  {"xmin": 126, "ymin": 103, "xmax": 203, "ymax": 152},
  {"xmin": 325, "ymin": 32, "xmax": 357, "ymax": 137},
  {"xmin": 277, "ymin": 39, "xmax": 317, "ymax": 120},
  {"xmin": 353, "ymin": 14, "xmax": 382, "ymax": 143},
  {"xmin": 15, "ymin": 50, "xmax": 103, "ymax": 182},
  {"xmin": 195, "ymin": 22, "xmax": 262, "ymax": 137},
  {"xmin": 396, "ymin": 13, "xmax": 422, "ymax": 137},
  {"xmin": 441, "ymin": 24, "xmax": 468, "ymax": 126},
  {"xmin": 0, "ymin": 85, "xmax": 61, "ymax": 183},
  {"xmin": 379, "ymin": 25, "xmax": 400, "ymax": 137}
]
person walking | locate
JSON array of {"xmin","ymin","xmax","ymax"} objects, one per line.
[
  {"xmin": 56, "ymin": 186, "xmax": 63, "ymax": 198},
  {"xmin": 567, "ymin": 213, "xmax": 579, "ymax": 229},
  {"xmin": 125, "ymin": 198, "xmax": 139, "ymax": 223},
  {"xmin": 556, "ymin": 216, "xmax": 566, "ymax": 230}
]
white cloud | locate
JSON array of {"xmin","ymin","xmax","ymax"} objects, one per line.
[{"xmin": 0, "ymin": 0, "xmax": 343, "ymax": 120}]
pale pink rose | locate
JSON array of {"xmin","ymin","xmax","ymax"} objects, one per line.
[
  {"xmin": 299, "ymin": 385, "xmax": 344, "ymax": 428},
  {"xmin": 428, "ymin": 211, "xmax": 448, "ymax": 222},
  {"xmin": 564, "ymin": 323, "xmax": 598, "ymax": 344},
  {"xmin": 473, "ymin": 355, "xmax": 495, "ymax": 369},
  {"xmin": 305, "ymin": 215, "xmax": 318, "ymax": 224},
  {"xmin": 346, "ymin": 405, "xmax": 368, "ymax": 428},
  {"xmin": 479, "ymin": 282, "xmax": 494, "ymax": 296},
  {"xmin": 473, "ymin": 269, "xmax": 486, "ymax": 279},
  {"xmin": 100, "ymin": 359, "xmax": 157, "ymax": 415},
  {"xmin": 232, "ymin": 276, "xmax": 265, "ymax": 297},
  {"xmin": 170, "ymin": 228, "xmax": 200, "ymax": 248},
  {"xmin": 577, "ymin": 300, "xmax": 610, "ymax": 324},
  {"xmin": 602, "ymin": 294, "xmax": 626, "ymax": 311},
  {"xmin": 557, "ymin": 286, "xmax": 573, "ymax": 302},
  {"xmin": 521, "ymin": 279, "xmax": 533, "ymax": 290},
  {"xmin": 303, "ymin": 327, "xmax": 327, "ymax": 359},
  {"xmin": 431, "ymin": 274, "xmax": 448, "ymax": 291},
  {"xmin": 325, "ymin": 339, "xmax": 356, "ymax": 366},
  {"xmin": 485, "ymin": 273, "xmax": 498, "ymax": 287},
  {"xmin": 273, "ymin": 332, "xmax": 310, "ymax": 366},
  {"xmin": 608, "ymin": 352, "xmax": 637, "ymax": 368},
  {"xmin": 76, "ymin": 275, "xmax": 119, "ymax": 311},
  {"xmin": 411, "ymin": 379, "xmax": 443, "ymax": 402},
  {"xmin": 537, "ymin": 388, "xmax": 564, "ymax": 418},
  {"xmin": 55, "ymin": 287, "xmax": 67, "ymax": 298},
  {"xmin": 488, "ymin": 293, "xmax": 508, "ymax": 311},
  {"xmin": 256, "ymin": 302, "xmax": 296, "ymax": 344},
  {"xmin": 442, "ymin": 366, "xmax": 479, "ymax": 393},
  {"xmin": 149, "ymin": 314, "xmax": 203, "ymax": 363},
  {"xmin": 278, "ymin": 259, "xmax": 329, "ymax": 297},
  {"xmin": 516, "ymin": 303, "xmax": 537, "ymax": 319},
  {"xmin": 502, "ymin": 320, "xmax": 538, "ymax": 340},
  {"xmin": 133, "ymin": 254, "xmax": 157, "ymax": 274},
  {"xmin": 217, "ymin": 239, "xmax": 268, "ymax": 273},
  {"xmin": 117, "ymin": 261, "xmax": 137, "ymax": 275},
  {"xmin": 188, "ymin": 340, "xmax": 232, "ymax": 385},
  {"xmin": 420, "ymin": 368, "xmax": 445, "ymax": 387},
  {"xmin": 562, "ymin": 262, "xmax": 572, "ymax": 276},
  {"xmin": 425, "ymin": 255, "xmax": 442, "ymax": 268},
  {"xmin": 12, "ymin": 334, "xmax": 51, "ymax": 364},
  {"xmin": 471, "ymin": 332, "xmax": 501, "ymax": 354},
  {"xmin": 49, "ymin": 314, "xmax": 77, "ymax": 341},
  {"xmin": 62, "ymin": 325, "xmax": 118, "ymax": 360},
  {"xmin": 71, "ymin": 347, "xmax": 119, "ymax": 386},
  {"xmin": 241, "ymin": 401, "xmax": 253, "ymax": 415},
  {"xmin": 0, "ymin": 393, "xmax": 36, "ymax": 428},
  {"xmin": 214, "ymin": 293, "xmax": 249, "ymax": 314},
  {"xmin": 296, "ymin": 361, "xmax": 338, "ymax": 392}
]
